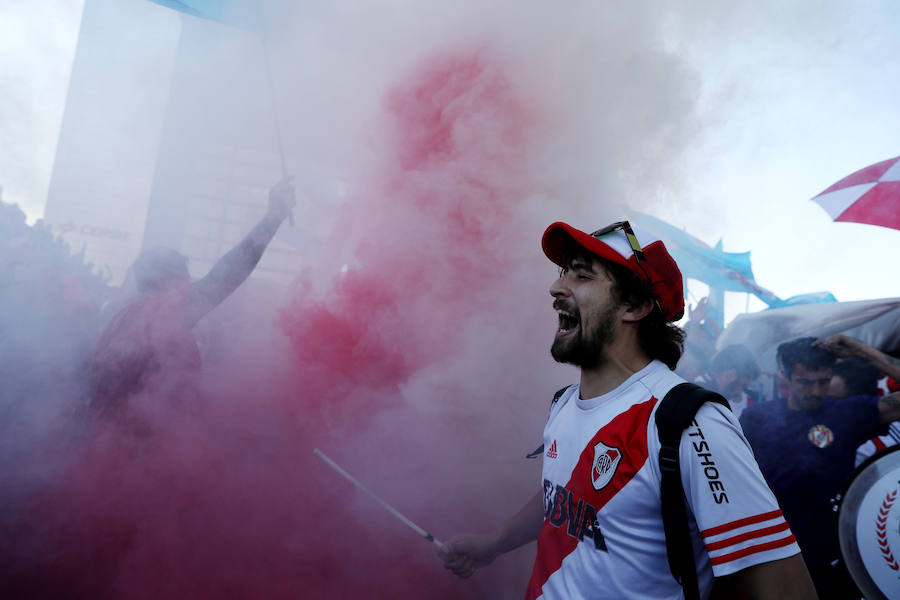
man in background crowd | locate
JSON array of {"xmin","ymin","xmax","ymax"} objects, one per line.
[
  {"xmin": 740, "ymin": 335, "xmax": 900, "ymax": 598},
  {"xmin": 695, "ymin": 343, "xmax": 759, "ymax": 418},
  {"xmin": 88, "ymin": 179, "xmax": 295, "ymax": 415},
  {"xmin": 816, "ymin": 334, "xmax": 900, "ymax": 466},
  {"xmin": 676, "ymin": 296, "xmax": 721, "ymax": 381},
  {"xmin": 829, "ymin": 357, "xmax": 880, "ymax": 399},
  {"xmin": 440, "ymin": 220, "xmax": 814, "ymax": 599}
]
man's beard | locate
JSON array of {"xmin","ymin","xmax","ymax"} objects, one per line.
[{"xmin": 551, "ymin": 303, "xmax": 617, "ymax": 369}]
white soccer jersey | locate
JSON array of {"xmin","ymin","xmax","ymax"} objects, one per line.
[{"xmin": 526, "ymin": 360, "xmax": 799, "ymax": 600}]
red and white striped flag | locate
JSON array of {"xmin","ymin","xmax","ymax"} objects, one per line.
[{"xmin": 811, "ymin": 156, "xmax": 900, "ymax": 231}]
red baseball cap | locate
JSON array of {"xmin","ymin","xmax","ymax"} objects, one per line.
[{"xmin": 541, "ymin": 221, "xmax": 685, "ymax": 322}]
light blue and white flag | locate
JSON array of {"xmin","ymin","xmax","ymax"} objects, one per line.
[{"xmin": 147, "ymin": 0, "xmax": 261, "ymax": 30}]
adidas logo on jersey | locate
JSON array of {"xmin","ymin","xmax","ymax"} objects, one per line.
[{"xmin": 545, "ymin": 440, "xmax": 558, "ymax": 459}]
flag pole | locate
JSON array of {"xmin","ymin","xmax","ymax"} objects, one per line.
[
  {"xmin": 146, "ymin": 1, "xmax": 294, "ymax": 225},
  {"xmin": 257, "ymin": 3, "xmax": 293, "ymax": 226},
  {"xmin": 313, "ymin": 449, "xmax": 449, "ymax": 552}
]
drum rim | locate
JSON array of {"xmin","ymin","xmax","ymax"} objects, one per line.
[
  {"xmin": 836, "ymin": 444, "xmax": 900, "ymax": 600},
  {"xmin": 839, "ymin": 444, "xmax": 900, "ymax": 501}
]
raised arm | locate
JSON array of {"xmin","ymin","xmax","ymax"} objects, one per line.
[
  {"xmin": 817, "ymin": 334, "xmax": 900, "ymax": 380},
  {"xmin": 816, "ymin": 334, "xmax": 900, "ymax": 423},
  {"xmin": 188, "ymin": 179, "xmax": 295, "ymax": 324},
  {"xmin": 877, "ymin": 391, "xmax": 900, "ymax": 423},
  {"xmin": 439, "ymin": 490, "xmax": 544, "ymax": 578}
]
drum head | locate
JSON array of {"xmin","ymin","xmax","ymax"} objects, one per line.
[{"xmin": 837, "ymin": 445, "xmax": 900, "ymax": 600}]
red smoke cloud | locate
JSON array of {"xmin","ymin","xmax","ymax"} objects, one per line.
[
  {"xmin": 280, "ymin": 48, "xmax": 530, "ymax": 409},
  {"xmin": 3, "ymin": 47, "xmax": 550, "ymax": 599}
]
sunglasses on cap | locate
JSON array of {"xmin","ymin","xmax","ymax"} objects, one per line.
[
  {"xmin": 590, "ymin": 221, "xmax": 646, "ymax": 262},
  {"xmin": 590, "ymin": 220, "xmax": 664, "ymax": 312}
]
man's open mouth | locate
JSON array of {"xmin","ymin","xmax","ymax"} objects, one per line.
[{"xmin": 556, "ymin": 308, "xmax": 580, "ymax": 337}]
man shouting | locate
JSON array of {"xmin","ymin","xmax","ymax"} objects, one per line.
[{"xmin": 440, "ymin": 220, "xmax": 816, "ymax": 599}]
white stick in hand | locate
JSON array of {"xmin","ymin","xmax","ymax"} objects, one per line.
[{"xmin": 313, "ymin": 448, "xmax": 448, "ymax": 552}]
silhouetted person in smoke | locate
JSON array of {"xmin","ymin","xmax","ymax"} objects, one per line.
[
  {"xmin": 0, "ymin": 181, "xmax": 293, "ymax": 598},
  {"xmin": 440, "ymin": 221, "xmax": 816, "ymax": 599},
  {"xmin": 695, "ymin": 344, "xmax": 760, "ymax": 418},
  {"xmin": 88, "ymin": 179, "xmax": 295, "ymax": 414},
  {"xmin": 740, "ymin": 335, "xmax": 900, "ymax": 599},
  {"xmin": 676, "ymin": 296, "xmax": 721, "ymax": 381}
]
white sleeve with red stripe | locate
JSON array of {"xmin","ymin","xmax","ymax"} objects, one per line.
[
  {"xmin": 856, "ymin": 437, "xmax": 887, "ymax": 467},
  {"xmin": 678, "ymin": 402, "xmax": 801, "ymax": 577},
  {"xmin": 855, "ymin": 422, "xmax": 900, "ymax": 467}
]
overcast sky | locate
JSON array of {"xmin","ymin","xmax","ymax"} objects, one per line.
[{"xmin": 1, "ymin": 0, "xmax": 897, "ymax": 322}]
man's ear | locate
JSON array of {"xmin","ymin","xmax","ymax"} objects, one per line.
[
  {"xmin": 620, "ymin": 299, "xmax": 654, "ymax": 323},
  {"xmin": 777, "ymin": 365, "xmax": 788, "ymax": 381}
]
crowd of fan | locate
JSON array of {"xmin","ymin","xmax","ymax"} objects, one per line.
[
  {"xmin": 1, "ymin": 198, "xmax": 115, "ymax": 591},
  {"xmin": 2, "ymin": 196, "xmax": 899, "ymax": 598},
  {"xmin": 678, "ymin": 299, "xmax": 900, "ymax": 599},
  {"xmin": 0, "ymin": 198, "xmax": 110, "ymax": 412}
]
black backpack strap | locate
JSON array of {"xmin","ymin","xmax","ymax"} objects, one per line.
[
  {"xmin": 655, "ymin": 382, "xmax": 729, "ymax": 600},
  {"xmin": 526, "ymin": 386, "xmax": 572, "ymax": 459}
]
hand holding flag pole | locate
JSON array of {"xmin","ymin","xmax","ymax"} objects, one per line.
[
  {"xmin": 148, "ymin": 0, "xmax": 295, "ymax": 226},
  {"xmin": 313, "ymin": 449, "xmax": 448, "ymax": 552},
  {"xmin": 258, "ymin": 23, "xmax": 294, "ymax": 227}
]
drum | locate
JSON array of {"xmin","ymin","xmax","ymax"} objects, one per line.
[{"xmin": 837, "ymin": 445, "xmax": 900, "ymax": 600}]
